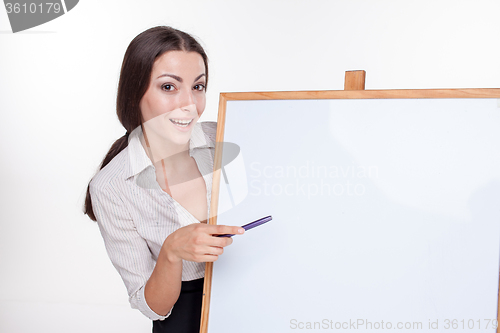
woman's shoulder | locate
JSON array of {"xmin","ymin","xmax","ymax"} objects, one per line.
[{"xmin": 89, "ymin": 147, "xmax": 130, "ymax": 196}]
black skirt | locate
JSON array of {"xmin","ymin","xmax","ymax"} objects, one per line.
[{"xmin": 152, "ymin": 277, "xmax": 204, "ymax": 333}]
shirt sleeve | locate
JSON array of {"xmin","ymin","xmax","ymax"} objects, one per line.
[{"xmin": 90, "ymin": 182, "xmax": 172, "ymax": 321}]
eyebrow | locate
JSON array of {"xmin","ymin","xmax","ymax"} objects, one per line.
[{"xmin": 156, "ymin": 73, "xmax": 206, "ymax": 82}]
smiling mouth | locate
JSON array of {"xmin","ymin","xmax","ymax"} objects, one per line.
[{"xmin": 170, "ymin": 118, "xmax": 193, "ymax": 127}]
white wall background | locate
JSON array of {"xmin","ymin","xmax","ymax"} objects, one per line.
[{"xmin": 0, "ymin": 0, "xmax": 499, "ymax": 332}]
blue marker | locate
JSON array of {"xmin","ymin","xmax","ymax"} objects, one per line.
[{"xmin": 216, "ymin": 215, "xmax": 272, "ymax": 237}]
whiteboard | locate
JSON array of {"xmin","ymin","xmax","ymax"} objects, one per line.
[{"xmin": 205, "ymin": 94, "xmax": 500, "ymax": 333}]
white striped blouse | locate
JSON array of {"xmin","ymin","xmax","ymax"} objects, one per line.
[{"xmin": 89, "ymin": 121, "xmax": 216, "ymax": 321}]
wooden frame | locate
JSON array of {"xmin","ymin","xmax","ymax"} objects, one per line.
[{"xmin": 200, "ymin": 84, "xmax": 500, "ymax": 333}]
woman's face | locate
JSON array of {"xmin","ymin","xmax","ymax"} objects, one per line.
[{"xmin": 140, "ymin": 50, "xmax": 206, "ymax": 147}]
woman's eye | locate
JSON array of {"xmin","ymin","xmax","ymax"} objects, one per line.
[
  {"xmin": 194, "ymin": 84, "xmax": 206, "ymax": 91},
  {"xmin": 161, "ymin": 84, "xmax": 175, "ymax": 91}
]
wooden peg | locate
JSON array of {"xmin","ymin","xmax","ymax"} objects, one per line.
[{"xmin": 344, "ymin": 70, "xmax": 366, "ymax": 90}]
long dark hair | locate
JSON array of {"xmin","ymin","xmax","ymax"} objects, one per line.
[{"xmin": 83, "ymin": 26, "xmax": 209, "ymax": 221}]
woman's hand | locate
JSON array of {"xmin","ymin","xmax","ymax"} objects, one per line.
[
  {"xmin": 162, "ymin": 224, "xmax": 245, "ymax": 263},
  {"xmin": 148, "ymin": 223, "xmax": 243, "ymax": 316}
]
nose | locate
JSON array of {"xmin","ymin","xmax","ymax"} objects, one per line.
[{"xmin": 179, "ymin": 89, "xmax": 195, "ymax": 111}]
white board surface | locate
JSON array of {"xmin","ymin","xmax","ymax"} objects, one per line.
[{"xmin": 208, "ymin": 98, "xmax": 500, "ymax": 333}]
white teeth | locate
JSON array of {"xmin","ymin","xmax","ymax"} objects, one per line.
[{"xmin": 170, "ymin": 119, "xmax": 193, "ymax": 127}]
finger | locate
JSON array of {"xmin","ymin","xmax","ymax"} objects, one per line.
[
  {"xmin": 201, "ymin": 254, "xmax": 220, "ymax": 263},
  {"xmin": 194, "ymin": 244, "xmax": 225, "ymax": 257},
  {"xmin": 206, "ymin": 246, "xmax": 224, "ymax": 256},
  {"xmin": 191, "ymin": 253, "xmax": 219, "ymax": 263},
  {"xmin": 199, "ymin": 247, "xmax": 225, "ymax": 261},
  {"xmin": 209, "ymin": 224, "xmax": 245, "ymax": 236},
  {"xmin": 206, "ymin": 236, "xmax": 233, "ymax": 248}
]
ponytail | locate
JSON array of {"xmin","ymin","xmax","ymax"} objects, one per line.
[{"xmin": 83, "ymin": 133, "xmax": 129, "ymax": 221}]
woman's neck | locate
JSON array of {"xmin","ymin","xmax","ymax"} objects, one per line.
[{"xmin": 140, "ymin": 129, "xmax": 191, "ymax": 168}]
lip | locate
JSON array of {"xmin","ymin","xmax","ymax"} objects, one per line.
[{"xmin": 169, "ymin": 118, "xmax": 194, "ymax": 132}]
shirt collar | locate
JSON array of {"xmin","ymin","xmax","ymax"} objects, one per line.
[{"xmin": 125, "ymin": 121, "xmax": 214, "ymax": 179}]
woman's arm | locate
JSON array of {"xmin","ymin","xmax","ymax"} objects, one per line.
[
  {"xmin": 90, "ymin": 182, "xmax": 165, "ymax": 320},
  {"xmin": 90, "ymin": 173, "xmax": 243, "ymax": 319},
  {"xmin": 144, "ymin": 223, "xmax": 244, "ymax": 316}
]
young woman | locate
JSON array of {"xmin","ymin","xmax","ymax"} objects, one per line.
[{"xmin": 83, "ymin": 26, "xmax": 244, "ymax": 333}]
